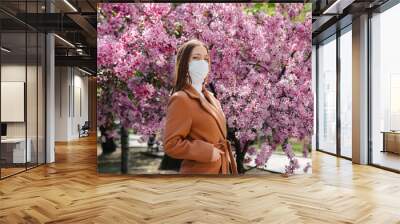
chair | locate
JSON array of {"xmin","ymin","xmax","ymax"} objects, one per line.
[{"xmin": 78, "ymin": 121, "xmax": 90, "ymax": 138}]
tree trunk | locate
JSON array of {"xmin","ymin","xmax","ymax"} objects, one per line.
[
  {"xmin": 120, "ymin": 127, "xmax": 129, "ymax": 174},
  {"xmin": 229, "ymin": 134, "xmax": 250, "ymax": 174},
  {"xmin": 235, "ymin": 147, "xmax": 246, "ymax": 174},
  {"xmin": 100, "ymin": 125, "xmax": 116, "ymax": 155},
  {"xmin": 235, "ymin": 142, "xmax": 250, "ymax": 174}
]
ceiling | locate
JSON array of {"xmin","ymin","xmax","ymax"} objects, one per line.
[
  {"xmin": 1, "ymin": 0, "xmax": 396, "ymax": 72},
  {"xmin": 0, "ymin": 0, "xmax": 97, "ymax": 74},
  {"xmin": 312, "ymin": 0, "xmax": 391, "ymax": 44}
]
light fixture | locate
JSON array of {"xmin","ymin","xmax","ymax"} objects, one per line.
[
  {"xmin": 1, "ymin": 47, "xmax": 11, "ymax": 53},
  {"xmin": 78, "ymin": 67, "xmax": 93, "ymax": 76},
  {"xmin": 322, "ymin": 0, "xmax": 355, "ymax": 15},
  {"xmin": 54, "ymin": 34, "xmax": 75, "ymax": 48},
  {"xmin": 63, "ymin": 0, "xmax": 78, "ymax": 12},
  {"xmin": 76, "ymin": 48, "xmax": 85, "ymax": 55}
]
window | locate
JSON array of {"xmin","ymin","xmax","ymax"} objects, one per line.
[
  {"xmin": 0, "ymin": 1, "xmax": 47, "ymax": 179},
  {"xmin": 339, "ymin": 26, "xmax": 352, "ymax": 158},
  {"xmin": 370, "ymin": 3, "xmax": 400, "ymax": 171},
  {"xmin": 317, "ymin": 35, "xmax": 337, "ymax": 154}
]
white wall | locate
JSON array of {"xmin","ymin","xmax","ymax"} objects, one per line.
[
  {"xmin": 1, "ymin": 65, "xmax": 26, "ymax": 141},
  {"xmin": 1, "ymin": 64, "xmax": 38, "ymax": 138},
  {"xmin": 1, "ymin": 63, "xmax": 46, "ymax": 164},
  {"xmin": 55, "ymin": 67, "xmax": 89, "ymax": 141},
  {"xmin": 55, "ymin": 66, "xmax": 69, "ymax": 141}
]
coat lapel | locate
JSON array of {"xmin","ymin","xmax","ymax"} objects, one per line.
[
  {"xmin": 183, "ymin": 84, "xmax": 227, "ymax": 138},
  {"xmin": 203, "ymin": 90, "xmax": 227, "ymax": 137}
]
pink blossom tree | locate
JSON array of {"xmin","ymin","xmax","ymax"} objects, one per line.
[{"xmin": 97, "ymin": 3, "xmax": 312, "ymax": 175}]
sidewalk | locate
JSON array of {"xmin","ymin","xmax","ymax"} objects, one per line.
[{"xmin": 245, "ymin": 154, "xmax": 312, "ymax": 174}]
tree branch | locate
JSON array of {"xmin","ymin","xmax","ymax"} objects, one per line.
[
  {"xmin": 247, "ymin": 62, "xmax": 269, "ymax": 73},
  {"xmin": 278, "ymin": 50, "xmax": 296, "ymax": 80}
]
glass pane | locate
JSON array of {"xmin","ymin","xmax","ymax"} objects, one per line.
[
  {"xmin": 1, "ymin": 31, "xmax": 27, "ymax": 177},
  {"xmin": 0, "ymin": 1, "xmax": 46, "ymax": 178},
  {"xmin": 38, "ymin": 32, "xmax": 45, "ymax": 165},
  {"xmin": 27, "ymin": 31, "xmax": 38, "ymax": 169},
  {"xmin": 312, "ymin": 45, "xmax": 317, "ymax": 151},
  {"xmin": 317, "ymin": 36, "xmax": 337, "ymax": 154},
  {"xmin": 371, "ymin": 4, "xmax": 400, "ymax": 171},
  {"xmin": 340, "ymin": 28, "xmax": 352, "ymax": 158}
]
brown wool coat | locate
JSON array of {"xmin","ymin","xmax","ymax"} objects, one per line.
[{"xmin": 163, "ymin": 84, "xmax": 238, "ymax": 175}]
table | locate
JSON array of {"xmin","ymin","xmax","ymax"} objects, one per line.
[
  {"xmin": 1, "ymin": 138, "xmax": 32, "ymax": 163},
  {"xmin": 381, "ymin": 131, "xmax": 400, "ymax": 154}
]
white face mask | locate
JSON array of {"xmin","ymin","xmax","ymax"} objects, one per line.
[{"xmin": 188, "ymin": 60, "xmax": 209, "ymax": 86}]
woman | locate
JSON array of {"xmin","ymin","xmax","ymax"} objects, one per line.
[{"xmin": 163, "ymin": 39, "xmax": 238, "ymax": 175}]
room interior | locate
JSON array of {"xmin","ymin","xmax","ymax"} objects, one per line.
[
  {"xmin": 313, "ymin": 0, "xmax": 400, "ymax": 173},
  {"xmin": 0, "ymin": 30, "xmax": 46, "ymax": 178},
  {"xmin": 0, "ymin": 0, "xmax": 399, "ymax": 223},
  {"xmin": 0, "ymin": 0, "xmax": 96, "ymax": 179}
]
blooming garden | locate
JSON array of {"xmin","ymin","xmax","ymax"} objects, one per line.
[{"xmin": 97, "ymin": 3, "xmax": 313, "ymax": 175}]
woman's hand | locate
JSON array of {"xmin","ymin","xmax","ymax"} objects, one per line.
[{"xmin": 210, "ymin": 147, "xmax": 225, "ymax": 162}]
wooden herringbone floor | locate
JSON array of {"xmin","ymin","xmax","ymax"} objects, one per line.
[{"xmin": 0, "ymin": 135, "xmax": 399, "ymax": 224}]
